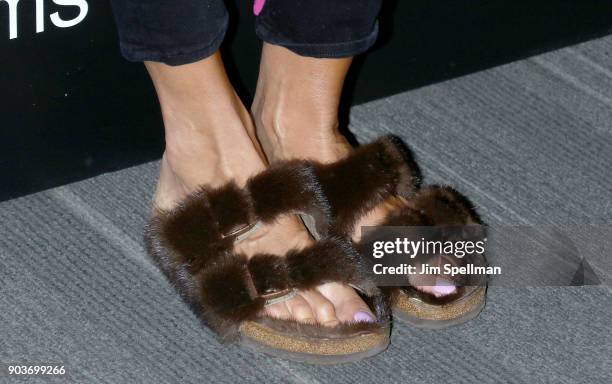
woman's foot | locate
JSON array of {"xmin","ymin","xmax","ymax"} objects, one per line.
[
  {"xmin": 252, "ymin": 43, "xmax": 457, "ymax": 298},
  {"xmin": 147, "ymin": 53, "xmax": 375, "ymax": 326}
]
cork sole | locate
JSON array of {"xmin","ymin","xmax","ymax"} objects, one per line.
[
  {"xmin": 239, "ymin": 320, "xmax": 390, "ymax": 364},
  {"xmin": 393, "ymin": 286, "xmax": 487, "ymax": 329}
]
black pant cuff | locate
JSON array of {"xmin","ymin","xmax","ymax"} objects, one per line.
[{"xmin": 255, "ymin": 21, "xmax": 379, "ymax": 59}]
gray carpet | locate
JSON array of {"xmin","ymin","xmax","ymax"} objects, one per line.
[{"xmin": 2, "ymin": 35, "xmax": 611, "ymax": 384}]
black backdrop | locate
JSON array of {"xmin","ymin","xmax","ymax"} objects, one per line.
[{"xmin": 2, "ymin": 0, "xmax": 612, "ymax": 201}]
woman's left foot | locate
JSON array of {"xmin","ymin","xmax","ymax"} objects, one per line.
[{"xmin": 252, "ymin": 43, "xmax": 457, "ymax": 298}]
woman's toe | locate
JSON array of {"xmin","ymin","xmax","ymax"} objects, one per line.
[
  {"xmin": 317, "ymin": 282, "xmax": 375, "ymax": 323},
  {"xmin": 416, "ymin": 278, "xmax": 457, "ymax": 297},
  {"xmin": 286, "ymin": 295, "xmax": 316, "ymax": 324},
  {"xmin": 263, "ymin": 301, "xmax": 292, "ymax": 320},
  {"xmin": 299, "ymin": 289, "xmax": 339, "ymax": 327}
]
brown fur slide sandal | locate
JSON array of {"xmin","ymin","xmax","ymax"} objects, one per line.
[
  {"xmin": 144, "ymin": 162, "xmax": 390, "ymax": 364},
  {"xmin": 308, "ymin": 136, "xmax": 488, "ymax": 329}
]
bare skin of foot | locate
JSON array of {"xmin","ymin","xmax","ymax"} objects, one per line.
[
  {"xmin": 252, "ymin": 43, "xmax": 456, "ymax": 298},
  {"xmin": 147, "ymin": 52, "xmax": 375, "ymax": 327}
]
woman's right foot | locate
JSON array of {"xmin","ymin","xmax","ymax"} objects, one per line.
[{"xmin": 146, "ymin": 54, "xmax": 375, "ymax": 327}]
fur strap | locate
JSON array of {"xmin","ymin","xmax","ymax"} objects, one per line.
[
  {"xmin": 146, "ymin": 162, "xmax": 333, "ymax": 274},
  {"xmin": 314, "ymin": 135, "xmax": 419, "ymax": 235},
  {"xmin": 199, "ymin": 237, "xmax": 378, "ymax": 331},
  {"xmin": 380, "ymin": 185, "xmax": 482, "ymax": 227},
  {"xmin": 145, "ymin": 162, "xmax": 380, "ymax": 339}
]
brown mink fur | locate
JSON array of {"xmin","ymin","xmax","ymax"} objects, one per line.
[{"xmin": 145, "ymin": 161, "xmax": 388, "ymax": 341}]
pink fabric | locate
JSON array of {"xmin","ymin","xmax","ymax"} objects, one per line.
[{"xmin": 253, "ymin": 0, "xmax": 266, "ymax": 16}]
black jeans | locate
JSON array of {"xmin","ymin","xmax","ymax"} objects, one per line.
[{"xmin": 109, "ymin": 0, "xmax": 382, "ymax": 65}]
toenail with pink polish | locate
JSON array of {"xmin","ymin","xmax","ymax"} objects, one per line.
[
  {"xmin": 431, "ymin": 278, "xmax": 457, "ymax": 297},
  {"xmin": 354, "ymin": 311, "xmax": 375, "ymax": 323}
]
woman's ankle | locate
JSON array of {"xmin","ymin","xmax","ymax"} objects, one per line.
[
  {"xmin": 252, "ymin": 43, "xmax": 353, "ymax": 163},
  {"xmin": 252, "ymin": 104, "xmax": 351, "ymax": 163},
  {"xmin": 146, "ymin": 55, "xmax": 268, "ymax": 210}
]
